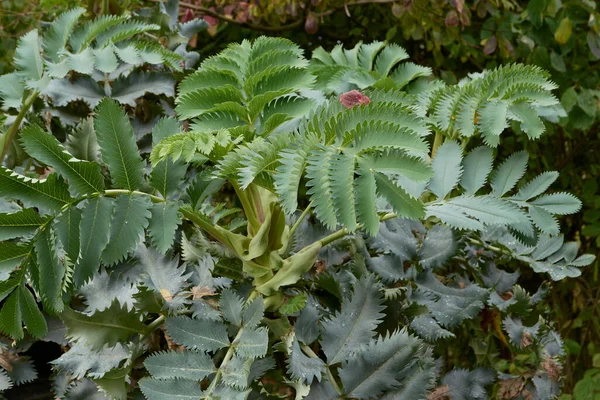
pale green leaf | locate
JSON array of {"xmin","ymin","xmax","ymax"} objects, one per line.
[
  {"xmin": 491, "ymin": 151, "xmax": 528, "ymax": 197},
  {"xmin": 429, "ymin": 140, "xmax": 462, "ymax": 199},
  {"xmin": 460, "ymin": 146, "xmax": 494, "ymax": 195}
]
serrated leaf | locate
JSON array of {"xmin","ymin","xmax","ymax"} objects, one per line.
[
  {"xmin": 66, "ymin": 117, "xmax": 101, "ymax": 163},
  {"xmin": 93, "ymin": 46, "xmax": 119, "ymax": 73},
  {"xmin": 19, "ymin": 286, "xmax": 48, "ymax": 338},
  {"xmin": 243, "ymin": 297, "xmax": 264, "ymax": 329},
  {"xmin": 75, "ymin": 197, "xmax": 114, "ymax": 286},
  {"xmin": 34, "ymin": 228, "xmax": 65, "ymax": 313},
  {"xmin": 111, "ymin": 71, "xmax": 175, "ymax": 107},
  {"xmin": 61, "ymin": 301, "xmax": 145, "ymax": 349},
  {"xmin": 144, "ymin": 351, "xmax": 215, "ymax": 380},
  {"xmin": 460, "ymin": 146, "xmax": 494, "ymax": 195},
  {"xmin": 429, "ymin": 140, "xmax": 462, "ymax": 199},
  {"xmin": 79, "ymin": 270, "xmax": 138, "ymax": 313},
  {"xmin": 235, "ymin": 327, "xmax": 268, "ymax": 359},
  {"xmin": 220, "ymin": 289, "xmax": 244, "ymax": 327},
  {"xmin": 0, "ymin": 289, "xmax": 23, "ymax": 340},
  {"xmin": 21, "ymin": 124, "xmax": 104, "ymax": 195},
  {"xmin": 52, "ymin": 342, "xmax": 130, "ymax": 379},
  {"xmin": 531, "ymin": 193, "xmax": 582, "ymax": 214},
  {"xmin": 418, "ymin": 224, "xmax": 456, "ymax": 269},
  {"xmin": 374, "ymin": 172, "xmax": 425, "ymax": 220},
  {"xmin": 339, "ymin": 329, "xmax": 433, "ymax": 399},
  {"xmin": 101, "ymin": 195, "xmax": 151, "ymax": 265},
  {"xmin": 43, "ymin": 76, "xmax": 105, "ymax": 108},
  {"xmin": 136, "ymin": 244, "xmax": 190, "ymax": 311},
  {"xmin": 320, "ymin": 273, "xmax": 385, "ymax": 365},
  {"xmin": 94, "ymin": 99, "xmax": 145, "ymax": 190},
  {"xmin": 222, "ymin": 355, "xmax": 252, "ymax": 390},
  {"xmin": 0, "ymin": 242, "xmax": 31, "ymax": 281},
  {"xmin": 0, "ymin": 167, "xmax": 71, "ymax": 212},
  {"xmin": 55, "ymin": 206, "xmax": 82, "ymax": 264},
  {"xmin": 287, "ymin": 335, "xmax": 324, "ymax": 384},
  {"xmin": 15, "ymin": 30, "xmax": 43, "ymax": 81},
  {"xmin": 139, "ymin": 377, "xmax": 203, "ymax": 400},
  {"xmin": 148, "ymin": 203, "xmax": 180, "ymax": 254},
  {"xmin": 42, "ymin": 8, "xmax": 86, "ymax": 63},
  {"xmin": 512, "ymin": 171, "xmax": 559, "ymax": 201},
  {"xmin": 491, "ymin": 151, "xmax": 528, "ymax": 197},
  {"xmin": 166, "ymin": 316, "xmax": 230, "ymax": 352}
]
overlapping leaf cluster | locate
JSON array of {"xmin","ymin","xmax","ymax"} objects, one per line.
[{"xmin": 0, "ymin": 28, "xmax": 594, "ymax": 399}]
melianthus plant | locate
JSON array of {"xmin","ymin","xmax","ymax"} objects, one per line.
[{"xmin": 0, "ymin": 27, "xmax": 594, "ymax": 400}]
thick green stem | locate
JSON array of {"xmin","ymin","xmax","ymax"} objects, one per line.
[
  {"xmin": 301, "ymin": 344, "xmax": 342, "ymax": 394},
  {"xmin": 102, "ymin": 0, "xmax": 110, "ymax": 15},
  {"xmin": 143, "ymin": 315, "xmax": 166, "ymax": 338},
  {"xmin": 289, "ymin": 202, "xmax": 313, "ymax": 239},
  {"xmin": 231, "ymin": 181, "xmax": 261, "ymax": 230},
  {"xmin": 318, "ymin": 212, "xmax": 397, "ymax": 248},
  {"xmin": 102, "ymin": 189, "xmax": 165, "ymax": 204},
  {"xmin": 431, "ymin": 130, "xmax": 444, "ymax": 158},
  {"xmin": 1, "ymin": 91, "xmax": 39, "ymax": 164}
]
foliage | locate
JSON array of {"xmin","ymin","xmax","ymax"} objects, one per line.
[{"xmin": 0, "ymin": 7, "xmax": 597, "ymax": 399}]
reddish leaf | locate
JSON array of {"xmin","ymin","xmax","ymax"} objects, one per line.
[{"xmin": 340, "ymin": 90, "xmax": 371, "ymax": 108}]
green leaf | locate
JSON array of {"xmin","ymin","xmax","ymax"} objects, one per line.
[
  {"xmin": 102, "ymin": 195, "xmax": 151, "ymax": 265},
  {"xmin": 111, "ymin": 72, "xmax": 175, "ymax": 107},
  {"xmin": 20, "ymin": 125, "xmax": 104, "ymax": 195},
  {"xmin": 243, "ymin": 297, "xmax": 264, "ymax": 329},
  {"xmin": 222, "ymin": 355, "xmax": 252, "ymax": 390},
  {"xmin": 94, "ymin": 99, "xmax": 145, "ymax": 191},
  {"xmin": 55, "ymin": 206, "xmax": 82, "ymax": 264},
  {"xmin": 139, "ymin": 378, "xmax": 203, "ymax": 400},
  {"xmin": 0, "ymin": 208, "xmax": 46, "ymax": 241},
  {"xmin": 75, "ymin": 197, "xmax": 114, "ymax": 286},
  {"xmin": 491, "ymin": 151, "xmax": 529, "ymax": 197},
  {"xmin": 339, "ymin": 330, "xmax": 434, "ymax": 399},
  {"xmin": 79, "ymin": 270, "xmax": 138, "ymax": 314},
  {"xmin": 19, "ymin": 286, "xmax": 47, "ymax": 339},
  {"xmin": 93, "ymin": 46, "xmax": 119, "ymax": 73},
  {"xmin": 510, "ymin": 102, "xmax": 545, "ymax": 140},
  {"xmin": 235, "ymin": 327, "xmax": 269, "ymax": 359},
  {"xmin": 460, "ymin": 146, "xmax": 494, "ymax": 195},
  {"xmin": 320, "ymin": 274, "xmax": 386, "ymax": 365},
  {"xmin": 0, "ymin": 242, "xmax": 30, "ymax": 281},
  {"xmin": 220, "ymin": 289, "xmax": 244, "ymax": 327},
  {"xmin": 0, "ymin": 289, "xmax": 23, "ymax": 340},
  {"xmin": 531, "ymin": 193, "xmax": 582, "ymax": 215},
  {"xmin": 43, "ymin": 76, "xmax": 105, "ymax": 108},
  {"xmin": 287, "ymin": 335, "xmax": 324, "ymax": 384},
  {"xmin": 166, "ymin": 316, "xmax": 231, "ymax": 352},
  {"xmin": 0, "ymin": 167, "xmax": 71, "ymax": 212},
  {"xmin": 374, "ymin": 172, "xmax": 425, "ymax": 220},
  {"xmin": 512, "ymin": 171, "xmax": 559, "ymax": 201},
  {"xmin": 150, "ymin": 158, "xmax": 187, "ymax": 199},
  {"xmin": 70, "ymin": 15, "xmax": 128, "ymax": 52},
  {"xmin": 429, "ymin": 140, "xmax": 462, "ymax": 199},
  {"xmin": 66, "ymin": 117, "xmax": 101, "ymax": 162},
  {"xmin": 0, "ymin": 73, "xmax": 25, "ymax": 109},
  {"xmin": 15, "ymin": 30, "xmax": 43, "ymax": 81},
  {"xmin": 148, "ymin": 203, "xmax": 181, "ymax": 254},
  {"xmin": 478, "ymin": 100, "xmax": 508, "ymax": 140},
  {"xmin": 144, "ymin": 351, "xmax": 215, "ymax": 380},
  {"xmin": 61, "ymin": 301, "xmax": 146, "ymax": 349},
  {"xmin": 52, "ymin": 342, "xmax": 130, "ymax": 379},
  {"xmin": 42, "ymin": 8, "xmax": 86, "ymax": 63},
  {"xmin": 34, "ymin": 228, "xmax": 65, "ymax": 313},
  {"xmin": 66, "ymin": 48, "xmax": 95, "ymax": 75},
  {"xmin": 280, "ymin": 293, "xmax": 307, "ymax": 316}
]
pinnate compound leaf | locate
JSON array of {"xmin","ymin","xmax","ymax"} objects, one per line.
[
  {"xmin": 94, "ymin": 99, "xmax": 145, "ymax": 191},
  {"xmin": 429, "ymin": 140, "xmax": 463, "ymax": 199},
  {"xmin": 165, "ymin": 316, "xmax": 230, "ymax": 352},
  {"xmin": 144, "ymin": 351, "xmax": 215, "ymax": 380},
  {"xmin": 320, "ymin": 273, "xmax": 386, "ymax": 364},
  {"xmin": 20, "ymin": 125, "xmax": 104, "ymax": 195},
  {"xmin": 101, "ymin": 195, "xmax": 151, "ymax": 265},
  {"xmin": 61, "ymin": 301, "xmax": 145, "ymax": 349},
  {"xmin": 139, "ymin": 377, "xmax": 203, "ymax": 400},
  {"xmin": 374, "ymin": 172, "xmax": 425, "ymax": 221}
]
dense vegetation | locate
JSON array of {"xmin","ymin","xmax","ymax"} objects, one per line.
[{"xmin": 0, "ymin": 0, "xmax": 598, "ymax": 399}]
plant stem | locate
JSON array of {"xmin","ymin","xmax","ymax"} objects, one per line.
[
  {"xmin": 0, "ymin": 90, "xmax": 39, "ymax": 164},
  {"xmin": 205, "ymin": 327, "xmax": 245, "ymax": 396},
  {"xmin": 318, "ymin": 212, "xmax": 397, "ymax": 248},
  {"xmin": 301, "ymin": 344, "xmax": 342, "ymax": 394},
  {"xmin": 102, "ymin": 0, "xmax": 110, "ymax": 15},
  {"xmin": 289, "ymin": 202, "xmax": 313, "ymax": 239},
  {"xmin": 102, "ymin": 189, "xmax": 165, "ymax": 203},
  {"xmin": 431, "ymin": 130, "xmax": 444, "ymax": 158},
  {"xmin": 143, "ymin": 315, "xmax": 166, "ymax": 338},
  {"xmin": 231, "ymin": 181, "xmax": 261, "ymax": 230}
]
